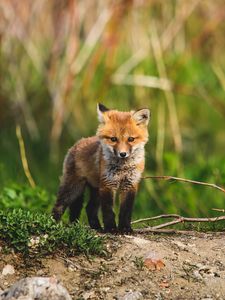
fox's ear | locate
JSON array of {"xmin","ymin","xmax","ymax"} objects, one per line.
[
  {"xmin": 132, "ymin": 108, "xmax": 150, "ymax": 126},
  {"xmin": 97, "ymin": 103, "xmax": 110, "ymax": 123}
]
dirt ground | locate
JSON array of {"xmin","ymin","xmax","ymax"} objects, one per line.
[{"xmin": 0, "ymin": 232, "xmax": 225, "ymax": 300}]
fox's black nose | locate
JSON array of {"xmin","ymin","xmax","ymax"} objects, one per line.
[{"xmin": 119, "ymin": 152, "xmax": 127, "ymax": 158}]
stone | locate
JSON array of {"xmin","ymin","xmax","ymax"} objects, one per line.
[
  {"xmin": 2, "ymin": 265, "xmax": 15, "ymax": 276},
  {"xmin": 0, "ymin": 277, "xmax": 72, "ymax": 300},
  {"xmin": 118, "ymin": 291, "xmax": 143, "ymax": 300}
]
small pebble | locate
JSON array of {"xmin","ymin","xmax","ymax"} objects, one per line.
[{"xmin": 2, "ymin": 265, "xmax": 15, "ymax": 276}]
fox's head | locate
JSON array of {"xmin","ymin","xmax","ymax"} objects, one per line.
[{"xmin": 96, "ymin": 103, "xmax": 150, "ymax": 159}]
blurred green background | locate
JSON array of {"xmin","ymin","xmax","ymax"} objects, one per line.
[{"xmin": 0, "ymin": 0, "xmax": 225, "ymax": 220}]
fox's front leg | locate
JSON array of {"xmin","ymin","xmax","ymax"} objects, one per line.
[
  {"xmin": 99, "ymin": 186, "xmax": 117, "ymax": 233},
  {"xmin": 118, "ymin": 185, "xmax": 137, "ymax": 233}
]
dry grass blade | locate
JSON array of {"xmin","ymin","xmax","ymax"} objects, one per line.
[
  {"xmin": 112, "ymin": 49, "xmax": 148, "ymax": 77},
  {"xmin": 16, "ymin": 125, "xmax": 36, "ymax": 188},
  {"xmin": 5, "ymin": 63, "xmax": 40, "ymax": 139},
  {"xmin": 161, "ymin": 0, "xmax": 201, "ymax": 51},
  {"xmin": 156, "ymin": 101, "xmax": 165, "ymax": 171},
  {"xmin": 50, "ymin": 6, "xmax": 111, "ymax": 149},
  {"xmin": 142, "ymin": 175, "xmax": 225, "ymax": 194},
  {"xmin": 112, "ymin": 74, "xmax": 171, "ymax": 90},
  {"xmin": 49, "ymin": 1, "xmax": 78, "ymax": 148},
  {"xmin": 212, "ymin": 208, "xmax": 225, "ymax": 213},
  {"xmin": 1, "ymin": 0, "xmax": 44, "ymax": 73},
  {"xmin": 198, "ymin": 87, "xmax": 225, "ymax": 118},
  {"xmin": 112, "ymin": 1, "xmax": 200, "ymax": 82},
  {"xmin": 212, "ymin": 63, "xmax": 225, "ymax": 92},
  {"xmin": 71, "ymin": 8, "xmax": 112, "ymax": 75},
  {"xmin": 150, "ymin": 21, "xmax": 182, "ymax": 153}
]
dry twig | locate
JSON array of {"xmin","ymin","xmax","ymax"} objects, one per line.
[
  {"xmin": 142, "ymin": 175, "xmax": 225, "ymax": 194},
  {"xmin": 132, "ymin": 214, "xmax": 225, "ymax": 230},
  {"xmin": 153, "ymin": 215, "xmax": 225, "ymax": 229},
  {"xmin": 132, "ymin": 214, "xmax": 181, "ymax": 225},
  {"xmin": 135, "ymin": 176, "xmax": 225, "ymax": 231}
]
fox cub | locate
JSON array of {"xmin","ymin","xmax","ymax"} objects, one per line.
[{"xmin": 52, "ymin": 103, "xmax": 150, "ymax": 233}]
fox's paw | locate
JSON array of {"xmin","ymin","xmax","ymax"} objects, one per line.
[
  {"xmin": 118, "ymin": 226, "xmax": 134, "ymax": 235},
  {"xmin": 89, "ymin": 221, "xmax": 103, "ymax": 232},
  {"xmin": 91, "ymin": 226, "xmax": 104, "ymax": 233},
  {"xmin": 103, "ymin": 226, "xmax": 118, "ymax": 234}
]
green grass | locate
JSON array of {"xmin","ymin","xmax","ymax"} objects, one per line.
[{"xmin": 0, "ymin": 208, "xmax": 104, "ymax": 256}]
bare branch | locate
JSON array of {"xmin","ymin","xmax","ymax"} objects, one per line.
[
  {"xmin": 142, "ymin": 175, "xmax": 225, "ymax": 194},
  {"xmin": 132, "ymin": 214, "xmax": 225, "ymax": 230},
  {"xmin": 135, "ymin": 176, "xmax": 225, "ymax": 232},
  {"xmin": 152, "ymin": 215, "xmax": 225, "ymax": 230},
  {"xmin": 131, "ymin": 214, "xmax": 181, "ymax": 225}
]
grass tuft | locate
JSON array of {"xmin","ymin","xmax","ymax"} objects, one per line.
[{"xmin": 0, "ymin": 209, "xmax": 104, "ymax": 256}]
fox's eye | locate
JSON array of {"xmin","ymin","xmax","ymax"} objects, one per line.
[
  {"xmin": 128, "ymin": 137, "xmax": 135, "ymax": 142},
  {"xmin": 110, "ymin": 137, "xmax": 117, "ymax": 142}
]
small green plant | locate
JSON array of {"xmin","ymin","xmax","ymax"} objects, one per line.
[
  {"xmin": 0, "ymin": 209, "xmax": 104, "ymax": 256},
  {"xmin": 133, "ymin": 256, "xmax": 144, "ymax": 270}
]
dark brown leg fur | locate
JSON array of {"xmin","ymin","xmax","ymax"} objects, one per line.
[
  {"xmin": 118, "ymin": 188, "xmax": 136, "ymax": 233},
  {"xmin": 86, "ymin": 186, "xmax": 102, "ymax": 230},
  {"xmin": 52, "ymin": 151, "xmax": 86, "ymax": 222},
  {"xmin": 52, "ymin": 180, "xmax": 86, "ymax": 221},
  {"xmin": 100, "ymin": 187, "xmax": 117, "ymax": 233},
  {"xmin": 69, "ymin": 194, "xmax": 84, "ymax": 222}
]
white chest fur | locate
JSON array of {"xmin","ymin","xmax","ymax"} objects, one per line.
[{"xmin": 102, "ymin": 147, "xmax": 144, "ymax": 188}]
